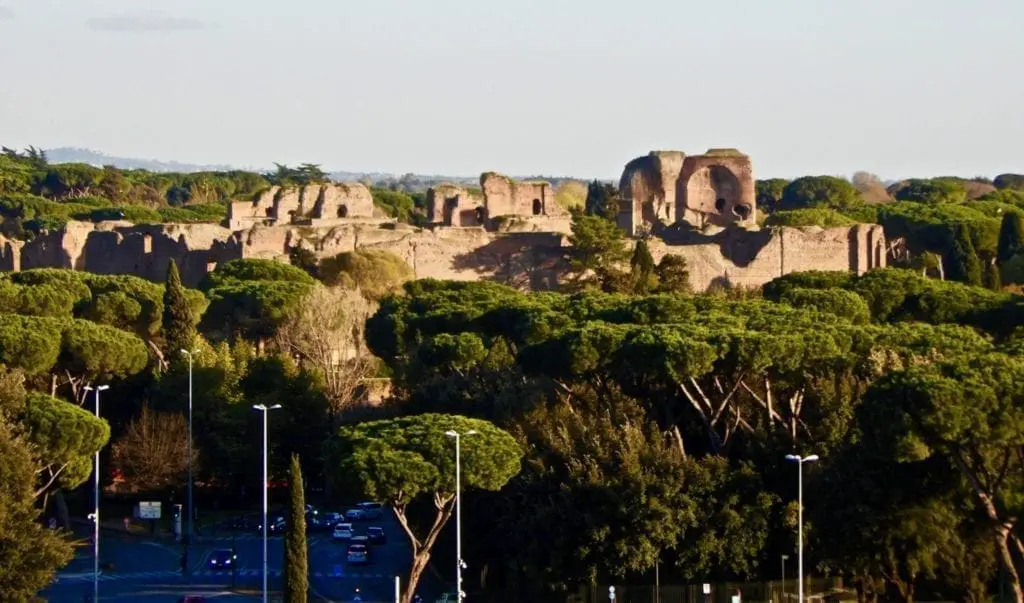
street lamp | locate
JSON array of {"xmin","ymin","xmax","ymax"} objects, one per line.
[
  {"xmin": 445, "ymin": 429, "xmax": 477, "ymax": 600},
  {"xmin": 180, "ymin": 348, "xmax": 198, "ymax": 561},
  {"xmin": 253, "ymin": 403, "xmax": 282, "ymax": 603},
  {"xmin": 84, "ymin": 384, "xmax": 109, "ymax": 603},
  {"xmin": 785, "ymin": 454, "xmax": 819, "ymax": 603},
  {"xmin": 781, "ymin": 554, "xmax": 789, "ymax": 603}
]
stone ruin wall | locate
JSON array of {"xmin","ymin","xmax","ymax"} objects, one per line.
[
  {"xmin": 620, "ymin": 149, "xmax": 757, "ymax": 235},
  {"xmin": 426, "ymin": 173, "xmax": 571, "ymax": 232},
  {"xmin": 228, "ymin": 183, "xmax": 378, "ymax": 230},
  {"xmin": 0, "ymin": 219, "xmax": 885, "ymax": 292}
]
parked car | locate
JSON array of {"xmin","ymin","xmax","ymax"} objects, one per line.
[
  {"xmin": 321, "ymin": 512, "xmax": 342, "ymax": 525},
  {"xmin": 367, "ymin": 526, "xmax": 386, "ymax": 545},
  {"xmin": 351, "ymin": 535, "xmax": 369, "ymax": 547},
  {"xmin": 208, "ymin": 548, "xmax": 237, "ymax": 570},
  {"xmin": 344, "ymin": 508, "xmax": 366, "ymax": 521},
  {"xmin": 356, "ymin": 501, "xmax": 385, "ymax": 519},
  {"xmin": 347, "ymin": 542, "xmax": 369, "ymax": 565},
  {"xmin": 333, "ymin": 522, "xmax": 354, "ymax": 541},
  {"xmin": 230, "ymin": 515, "xmax": 249, "ymax": 530}
]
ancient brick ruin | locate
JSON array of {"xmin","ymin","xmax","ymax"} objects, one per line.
[
  {"xmin": 619, "ymin": 149, "xmax": 757, "ymax": 235},
  {"xmin": 426, "ymin": 172, "xmax": 569, "ymax": 229},
  {"xmin": 0, "ymin": 149, "xmax": 886, "ymax": 291},
  {"xmin": 227, "ymin": 183, "xmax": 380, "ymax": 230}
]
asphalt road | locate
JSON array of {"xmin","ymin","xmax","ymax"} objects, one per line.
[{"xmin": 41, "ymin": 511, "xmax": 416, "ymax": 603}]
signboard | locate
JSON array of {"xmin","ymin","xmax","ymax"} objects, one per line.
[
  {"xmin": 138, "ymin": 501, "xmax": 161, "ymax": 520},
  {"xmin": 703, "ymin": 584, "xmax": 712, "ymax": 595}
]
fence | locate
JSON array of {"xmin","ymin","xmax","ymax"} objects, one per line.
[{"xmin": 570, "ymin": 578, "xmax": 849, "ymax": 603}]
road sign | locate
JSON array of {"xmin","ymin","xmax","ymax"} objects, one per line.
[{"xmin": 138, "ymin": 501, "xmax": 161, "ymax": 519}]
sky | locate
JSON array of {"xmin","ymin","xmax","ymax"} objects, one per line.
[{"xmin": 1, "ymin": 0, "xmax": 1021, "ymax": 180}]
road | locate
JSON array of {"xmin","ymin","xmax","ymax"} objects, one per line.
[{"xmin": 40, "ymin": 511, "xmax": 417, "ymax": 602}]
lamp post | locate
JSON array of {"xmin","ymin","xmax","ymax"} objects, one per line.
[
  {"xmin": 781, "ymin": 554, "xmax": 789, "ymax": 603},
  {"xmin": 785, "ymin": 455, "xmax": 819, "ymax": 603},
  {"xmin": 445, "ymin": 429, "xmax": 477, "ymax": 600},
  {"xmin": 254, "ymin": 403, "xmax": 282, "ymax": 603},
  {"xmin": 180, "ymin": 349, "xmax": 197, "ymax": 560},
  {"xmin": 84, "ymin": 384, "xmax": 109, "ymax": 603}
]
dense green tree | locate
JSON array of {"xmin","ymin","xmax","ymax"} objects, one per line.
[
  {"xmin": 319, "ymin": 248, "xmax": 414, "ymax": 300},
  {"xmin": 630, "ymin": 239, "xmax": 656, "ymax": 294},
  {"xmin": 755, "ymin": 178, "xmax": 789, "ymax": 213},
  {"xmin": 0, "ymin": 421, "xmax": 75, "ymax": 599},
  {"xmin": 329, "ymin": 413, "xmax": 522, "ymax": 603},
  {"xmin": 945, "ymin": 224, "xmax": 983, "ymax": 286},
  {"xmin": 564, "ymin": 212, "xmax": 631, "ymax": 292},
  {"xmin": 764, "ymin": 208, "xmax": 858, "ymax": 228},
  {"xmin": 283, "ymin": 453, "xmax": 308, "ymax": 603},
  {"xmin": 19, "ymin": 392, "xmax": 110, "ymax": 503},
  {"xmin": 653, "ymin": 255, "xmax": 691, "ymax": 293},
  {"xmin": 985, "ymin": 261, "xmax": 1002, "ymax": 291},
  {"xmin": 994, "ymin": 173, "xmax": 1024, "ymax": 191},
  {"xmin": 863, "ymin": 354, "xmax": 1024, "ymax": 603},
  {"xmin": 200, "ymin": 259, "xmax": 316, "ymax": 342},
  {"xmin": 893, "ymin": 179, "xmax": 969, "ymax": 204},
  {"xmin": 779, "ymin": 176, "xmax": 863, "ymax": 212},
  {"xmin": 997, "ymin": 211, "xmax": 1024, "ymax": 263},
  {"xmin": 370, "ymin": 187, "xmax": 417, "ymax": 222},
  {"xmin": 162, "ymin": 259, "xmax": 197, "ymax": 360},
  {"xmin": 584, "ymin": 180, "xmax": 621, "ymax": 221}
]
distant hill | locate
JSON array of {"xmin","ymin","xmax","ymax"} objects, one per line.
[
  {"xmin": 42, "ymin": 147, "xmax": 590, "ymax": 192},
  {"xmin": 45, "ymin": 147, "xmax": 245, "ymax": 173}
]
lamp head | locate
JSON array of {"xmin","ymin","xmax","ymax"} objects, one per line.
[
  {"xmin": 98, "ymin": 385, "xmax": 110, "ymax": 391},
  {"xmin": 804, "ymin": 454, "xmax": 819, "ymax": 462},
  {"xmin": 785, "ymin": 454, "xmax": 799, "ymax": 462},
  {"xmin": 465, "ymin": 430, "xmax": 478, "ymax": 436},
  {"xmin": 270, "ymin": 404, "xmax": 282, "ymax": 410},
  {"xmin": 445, "ymin": 430, "xmax": 459, "ymax": 438}
]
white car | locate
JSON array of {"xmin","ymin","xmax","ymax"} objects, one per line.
[{"xmin": 332, "ymin": 522, "xmax": 353, "ymax": 541}]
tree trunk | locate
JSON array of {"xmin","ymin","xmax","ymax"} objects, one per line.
[
  {"xmin": 996, "ymin": 526, "xmax": 1024, "ymax": 603},
  {"xmin": 54, "ymin": 489, "xmax": 72, "ymax": 530},
  {"xmin": 403, "ymin": 552, "xmax": 431, "ymax": 603}
]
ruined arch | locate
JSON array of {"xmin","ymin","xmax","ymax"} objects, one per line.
[
  {"xmin": 683, "ymin": 164, "xmax": 751, "ymax": 225},
  {"xmin": 337, "ymin": 204, "xmax": 349, "ymax": 218}
]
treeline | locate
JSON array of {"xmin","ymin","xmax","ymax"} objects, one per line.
[{"xmin": 366, "ymin": 269, "xmax": 1024, "ymax": 602}]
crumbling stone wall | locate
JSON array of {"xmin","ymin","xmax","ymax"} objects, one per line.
[
  {"xmin": 619, "ymin": 151, "xmax": 686, "ymax": 235},
  {"xmin": 480, "ymin": 172, "xmax": 565, "ymax": 219},
  {"xmin": 679, "ymin": 150, "xmax": 756, "ymax": 228},
  {"xmin": 426, "ymin": 184, "xmax": 486, "ymax": 227},
  {"xmin": 228, "ymin": 183, "xmax": 376, "ymax": 229},
  {"xmin": 619, "ymin": 149, "xmax": 756, "ymax": 234},
  {"xmin": 0, "ymin": 219, "xmax": 885, "ymax": 294}
]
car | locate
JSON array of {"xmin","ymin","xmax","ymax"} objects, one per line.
[
  {"xmin": 356, "ymin": 501, "xmax": 385, "ymax": 519},
  {"xmin": 208, "ymin": 549, "xmax": 237, "ymax": 570},
  {"xmin": 351, "ymin": 535, "xmax": 369, "ymax": 547},
  {"xmin": 344, "ymin": 508, "xmax": 366, "ymax": 521},
  {"xmin": 321, "ymin": 512, "xmax": 342, "ymax": 525},
  {"xmin": 179, "ymin": 597, "xmax": 208, "ymax": 603},
  {"xmin": 230, "ymin": 515, "xmax": 250, "ymax": 530},
  {"xmin": 367, "ymin": 526, "xmax": 386, "ymax": 545},
  {"xmin": 347, "ymin": 542, "xmax": 369, "ymax": 565},
  {"xmin": 257, "ymin": 516, "xmax": 285, "ymax": 534},
  {"xmin": 333, "ymin": 522, "xmax": 354, "ymax": 541}
]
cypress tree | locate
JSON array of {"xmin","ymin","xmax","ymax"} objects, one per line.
[
  {"xmin": 945, "ymin": 225, "xmax": 983, "ymax": 287},
  {"xmin": 985, "ymin": 261, "xmax": 1002, "ymax": 291},
  {"xmin": 997, "ymin": 211, "xmax": 1024, "ymax": 263},
  {"xmin": 161, "ymin": 259, "xmax": 196, "ymax": 358},
  {"xmin": 283, "ymin": 454, "xmax": 308, "ymax": 602},
  {"xmin": 630, "ymin": 239, "xmax": 656, "ymax": 293}
]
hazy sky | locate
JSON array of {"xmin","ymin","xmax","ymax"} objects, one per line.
[{"xmin": 1, "ymin": 0, "xmax": 1021, "ymax": 180}]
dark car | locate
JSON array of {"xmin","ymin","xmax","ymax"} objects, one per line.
[
  {"xmin": 257, "ymin": 516, "xmax": 285, "ymax": 534},
  {"xmin": 208, "ymin": 549, "xmax": 237, "ymax": 570},
  {"xmin": 367, "ymin": 526, "xmax": 386, "ymax": 545},
  {"xmin": 230, "ymin": 515, "xmax": 250, "ymax": 530}
]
